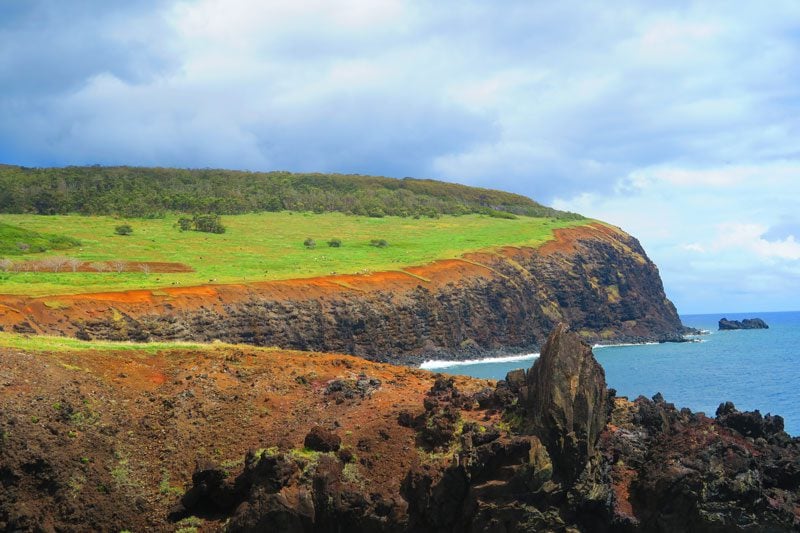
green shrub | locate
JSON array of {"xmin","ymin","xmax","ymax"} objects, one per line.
[
  {"xmin": 370, "ymin": 239, "xmax": 388, "ymax": 248},
  {"xmin": 114, "ymin": 224, "xmax": 133, "ymax": 236},
  {"xmin": 303, "ymin": 238, "xmax": 316, "ymax": 249},
  {"xmin": 327, "ymin": 238, "xmax": 342, "ymax": 248},
  {"xmin": 192, "ymin": 214, "xmax": 226, "ymax": 234},
  {"xmin": 177, "ymin": 217, "xmax": 193, "ymax": 231}
]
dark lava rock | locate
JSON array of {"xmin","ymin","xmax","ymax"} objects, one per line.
[
  {"xmin": 715, "ymin": 401, "xmax": 785, "ymax": 439},
  {"xmin": 304, "ymin": 426, "xmax": 341, "ymax": 452},
  {"xmin": 523, "ymin": 323, "xmax": 608, "ymax": 483},
  {"xmin": 719, "ymin": 317, "xmax": 769, "ymax": 330}
]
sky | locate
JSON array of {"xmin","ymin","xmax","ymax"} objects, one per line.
[{"xmin": 1, "ymin": 1, "xmax": 799, "ymax": 313}]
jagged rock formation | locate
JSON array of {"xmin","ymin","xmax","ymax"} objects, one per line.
[
  {"xmin": 719, "ymin": 317, "xmax": 770, "ymax": 330},
  {"xmin": 0, "ymin": 224, "xmax": 687, "ymax": 364},
  {"xmin": 522, "ymin": 323, "xmax": 607, "ymax": 484}
]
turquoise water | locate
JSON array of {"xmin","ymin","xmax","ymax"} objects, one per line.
[{"xmin": 422, "ymin": 311, "xmax": 800, "ymax": 436}]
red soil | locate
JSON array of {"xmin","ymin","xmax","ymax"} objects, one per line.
[{"xmin": 0, "ymin": 344, "xmax": 496, "ymax": 531}]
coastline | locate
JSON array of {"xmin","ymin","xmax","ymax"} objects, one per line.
[{"xmin": 418, "ymin": 337, "xmax": 690, "ymax": 370}]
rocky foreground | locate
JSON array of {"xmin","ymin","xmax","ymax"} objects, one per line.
[{"xmin": 2, "ymin": 326, "xmax": 799, "ymax": 532}]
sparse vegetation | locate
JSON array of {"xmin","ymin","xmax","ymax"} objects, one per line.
[{"xmin": 114, "ymin": 224, "xmax": 133, "ymax": 236}]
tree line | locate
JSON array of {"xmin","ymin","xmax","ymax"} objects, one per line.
[{"xmin": 0, "ymin": 165, "xmax": 582, "ymax": 220}]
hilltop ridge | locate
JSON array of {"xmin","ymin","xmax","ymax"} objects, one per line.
[{"xmin": 0, "ymin": 165, "xmax": 581, "ymax": 220}]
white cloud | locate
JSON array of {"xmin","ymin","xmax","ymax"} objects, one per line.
[
  {"xmin": 2, "ymin": 0, "xmax": 800, "ymax": 312},
  {"xmin": 554, "ymin": 162, "xmax": 800, "ymax": 313}
]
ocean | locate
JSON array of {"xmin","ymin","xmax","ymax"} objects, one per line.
[{"xmin": 422, "ymin": 311, "xmax": 800, "ymax": 436}]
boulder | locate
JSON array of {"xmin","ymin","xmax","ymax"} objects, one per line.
[{"xmin": 304, "ymin": 426, "xmax": 341, "ymax": 452}]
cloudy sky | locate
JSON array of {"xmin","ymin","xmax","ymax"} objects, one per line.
[{"xmin": 2, "ymin": 0, "xmax": 799, "ymax": 313}]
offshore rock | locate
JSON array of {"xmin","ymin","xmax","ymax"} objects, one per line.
[{"xmin": 719, "ymin": 317, "xmax": 769, "ymax": 330}]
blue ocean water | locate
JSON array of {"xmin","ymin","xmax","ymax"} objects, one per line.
[{"xmin": 422, "ymin": 311, "xmax": 800, "ymax": 436}]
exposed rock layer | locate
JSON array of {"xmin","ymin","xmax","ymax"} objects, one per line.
[{"xmin": 0, "ymin": 223, "xmax": 685, "ymax": 364}]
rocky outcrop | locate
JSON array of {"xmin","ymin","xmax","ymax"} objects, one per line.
[
  {"xmin": 0, "ymin": 223, "xmax": 687, "ymax": 364},
  {"xmin": 522, "ymin": 323, "xmax": 608, "ymax": 484},
  {"xmin": 719, "ymin": 317, "xmax": 770, "ymax": 330},
  {"xmin": 605, "ymin": 395, "xmax": 800, "ymax": 531}
]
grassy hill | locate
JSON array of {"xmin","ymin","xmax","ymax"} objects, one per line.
[{"xmin": 0, "ymin": 212, "xmax": 588, "ymax": 296}]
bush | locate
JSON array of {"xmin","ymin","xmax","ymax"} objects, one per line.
[
  {"xmin": 114, "ymin": 224, "xmax": 133, "ymax": 236},
  {"xmin": 327, "ymin": 238, "xmax": 342, "ymax": 248},
  {"xmin": 369, "ymin": 239, "xmax": 388, "ymax": 248},
  {"xmin": 177, "ymin": 214, "xmax": 226, "ymax": 234},
  {"xmin": 192, "ymin": 214, "xmax": 226, "ymax": 234},
  {"xmin": 177, "ymin": 217, "xmax": 193, "ymax": 231},
  {"xmin": 303, "ymin": 238, "xmax": 316, "ymax": 249}
]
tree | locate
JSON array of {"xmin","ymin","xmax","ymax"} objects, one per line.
[
  {"xmin": 114, "ymin": 224, "xmax": 133, "ymax": 236},
  {"xmin": 89, "ymin": 262, "xmax": 109, "ymax": 272},
  {"xmin": 67, "ymin": 258, "xmax": 83, "ymax": 272},
  {"xmin": 42, "ymin": 256, "xmax": 69, "ymax": 272}
]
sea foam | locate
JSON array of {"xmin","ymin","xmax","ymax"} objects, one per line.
[{"xmin": 420, "ymin": 352, "xmax": 539, "ymax": 370}]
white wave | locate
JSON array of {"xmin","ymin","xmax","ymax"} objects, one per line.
[
  {"xmin": 420, "ymin": 352, "xmax": 539, "ymax": 370},
  {"xmin": 592, "ymin": 342, "xmax": 659, "ymax": 349}
]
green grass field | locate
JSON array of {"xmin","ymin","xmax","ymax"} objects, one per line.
[
  {"xmin": 0, "ymin": 331, "xmax": 206, "ymax": 353},
  {"xmin": 0, "ymin": 212, "xmax": 589, "ymax": 296}
]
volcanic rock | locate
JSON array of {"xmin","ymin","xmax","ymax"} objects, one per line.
[
  {"xmin": 719, "ymin": 317, "xmax": 769, "ymax": 330},
  {"xmin": 303, "ymin": 426, "xmax": 341, "ymax": 452},
  {"xmin": 523, "ymin": 323, "xmax": 608, "ymax": 483}
]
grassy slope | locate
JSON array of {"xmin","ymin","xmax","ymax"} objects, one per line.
[
  {"xmin": 0, "ymin": 222, "xmax": 80, "ymax": 255},
  {"xmin": 0, "ymin": 212, "xmax": 589, "ymax": 296}
]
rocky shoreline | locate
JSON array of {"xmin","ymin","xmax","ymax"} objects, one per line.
[
  {"xmin": 4, "ymin": 324, "xmax": 796, "ymax": 531},
  {"xmin": 165, "ymin": 324, "xmax": 800, "ymax": 531}
]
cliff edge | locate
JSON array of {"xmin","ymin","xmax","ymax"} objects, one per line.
[{"xmin": 0, "ymin": 223, "xmax": 685, "ymax": 363}]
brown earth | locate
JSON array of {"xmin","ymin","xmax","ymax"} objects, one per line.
[
  {"xmin": 0, "ymin": 223, "xmax": 687, "ymax": 364},
  {"xmin": 3, "ymin": 325, "xmax": 797, "ymax": 532},
  {"xmin": 0, "ymin": 343, "xmax": 496, "ymax": 532}
]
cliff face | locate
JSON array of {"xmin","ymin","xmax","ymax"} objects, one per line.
[{"xmin": 0, "ymin": 223, "xmax": 684, "ymax": 363}]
